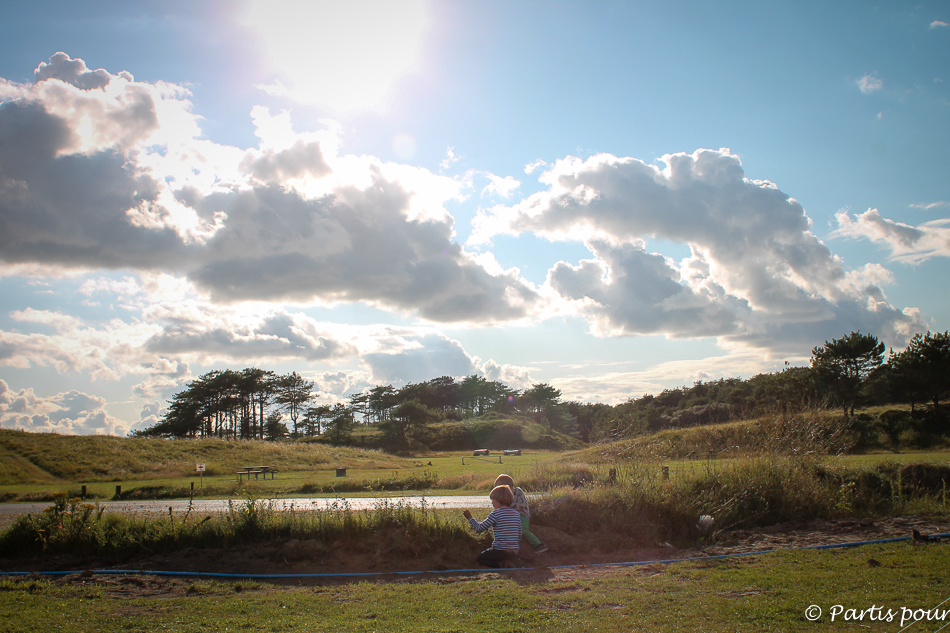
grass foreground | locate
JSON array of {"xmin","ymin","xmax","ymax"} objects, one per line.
[{"xmin": 1, "ymin": 541, "xmax": 948, "ymax": 632}]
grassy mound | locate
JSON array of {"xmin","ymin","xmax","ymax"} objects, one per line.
[
  {"xmin": 577, "ymin": 409, "xmax": 857, "ymax": 463},
  {"xmin": 0, "ymin": 429, "xmax": 411, "ymax": 485}
]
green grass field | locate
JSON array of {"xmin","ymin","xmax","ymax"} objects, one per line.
[
  {"xmin": 0, "ymin": 446, "xmax": 562, "ymax": 502},
  {"xmin": 1, "ymin": 541, "xmax": 947, "ymax": 632},
  {"xmin": 642, "ymin": 451, "xmax": 950, "ymax": 480}
]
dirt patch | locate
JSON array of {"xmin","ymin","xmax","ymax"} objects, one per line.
[{"xmin": 2, "ymin": 514, "xmax": 948, "ymax": 596}]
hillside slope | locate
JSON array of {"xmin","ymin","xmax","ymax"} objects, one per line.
[{"xmin": 0, "ymin": 430, "xmax": 411, "ymax": 484}]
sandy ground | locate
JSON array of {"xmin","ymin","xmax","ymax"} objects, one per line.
[{"xmin": 2, "ymin": 514, "xmax": 948, "ymax": 596}]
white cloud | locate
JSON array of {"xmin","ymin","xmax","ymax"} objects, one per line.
[
  {"xmin": 138, "ymin": 400, "xmax": 163, "ymax": 429},
  {"xmin": 910, "ymin": 201, "xmax": 949, "ymax": 210},
  {"xmin": 930, "ymin": 20, "xmax": 949, "ymax": 29},
  {"xmin": 524, "ymin": 159, "xmax": 548, "ymax": 174},
  {"xmin": 472, "ymin": 148, "xmax": 921, "ymax": 351},
  {"xmin": 481, "ymin": 173, "xmax": 521, "ymax": 199},
  {"xmin": 440, "ymin": 147, "xmax": 460, "ymax": 170},
  {"xmin": 858, "ymin": 74, "xmax": 884, "ymax": 94},
  {"xmin": 833, "ymin": 208, "xmax": 950, "ymax": 263},
  {"xmin": 0, "ymin": 379, "xmax": 130, "ymax": 435},
  {"xmin": 479, "ymin": 359, "xmax": 532, "ymax": 390},
  {"xmin": 0, "ymin": 54, "xmax": 542, "ymax": 324},
  {"xmin": 0, "ymin": 271, "xmax": 531, "ymax": 402},
  {"xmin": 1, "ymin": 308, "xmax": 164, "ymax": 380},
  {"xmin": 548, "ymin": 239, "xmax": 745, "ymax": 338},
  {"xmin": 361, "ymin": 332, "xmax": 478, "ymax": 384}
]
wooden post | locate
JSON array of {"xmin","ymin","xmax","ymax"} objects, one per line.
[
  {"xmin": 81, "ymin": 485, "xmax": 87, "ymax": 499},
  {"xmin": 662, "ymin": 466, "xmax": 669, "ymax": 480},
  {"xmin": 115, "ymin": 485, "xmax": 122, "ymax": 498}
]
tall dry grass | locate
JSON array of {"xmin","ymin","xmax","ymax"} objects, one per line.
[{"xmin": 0, "ymin": 492, "xmax": 472, "ymax": 560}]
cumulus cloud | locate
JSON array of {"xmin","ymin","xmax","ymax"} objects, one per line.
[
  {"xmin": 481, "ymin": 173, "xmax": 521, "ymax": 198},
  {"xmin": 548, "ymin": 239, "xmax": 746, "ymax": 338},
  {"xmin": 1, "ymin": 307, "xmax": 164, "ymax": 380},
  {"xmin": 0, "ymin": 53, "xmax": 541, "ymax": 324},
  {"xmin": 311, "ymin": 370, "xmax": 374, "ymax": 403},
  {"xmin": 472, "ymin": 148, "xmax": 921, "ymax": 350},
  {"xmin": 138, "ymin": 400, "xmax": 163, "ymax": 429},
  {"xmin": 0, "ymin": 379, "xmax": 129, "ymax": 435},
  {"xmin": 930, "ymin": 20, "xmax": 948, "ymax": 29},
  {"xmin": 480, "ymin": 359, "xmax": 532, "ymax": 390},
  {"xmin": 858, "ymin": 74, "xmax": 884, "ymax": 94},
  {"xmin": 833, "ymin": 208, "xmax": 950, "ymax": 263},
  {"xmin": 361, "ymin": 332, "xmax": 479, "ymax": 384},
  {"xmin": 145, "ymin": 310, "xmax": 358, "ymax": 363}
]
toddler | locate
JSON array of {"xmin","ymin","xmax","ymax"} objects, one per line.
[
  {"xmin": 463, "ymin": 484, "xmax": 523, "ymax": 568},
  {"xmin": 495, "ymin": 473, "xmax": 547, "ymax": 553}
]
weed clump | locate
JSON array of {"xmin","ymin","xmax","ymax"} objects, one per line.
[{"xmin": 0, "ymin": 492, "xmax": 476, "ymax": 562}]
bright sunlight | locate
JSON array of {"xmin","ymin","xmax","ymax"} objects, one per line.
[{"xmin": 241, "ymin": 0, "xmax": 432, "ymax": 112}]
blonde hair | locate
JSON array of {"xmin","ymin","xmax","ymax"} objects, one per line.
[
  {"xmin": 489, "ymin": 485, "xmax": 514, "ymax": 507},
  {"xmin": 494, "ymin": 473, "xmax": 514, "ymax": 488}
]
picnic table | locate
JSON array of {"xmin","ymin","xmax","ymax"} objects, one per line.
[{"xmin": 236, "ymin": 465, "xmax": 278, "ymax": 482}]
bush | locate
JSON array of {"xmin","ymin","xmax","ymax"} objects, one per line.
[
  {"xmin": 532, "ymin": 457, "xmax": 950, "ymax": 547},
  {"xmin": 583, "ymin": 408, "xmax": 856, "ymax": 463}
]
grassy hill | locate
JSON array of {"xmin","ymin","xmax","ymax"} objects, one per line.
[
  {"xmin": 574, "ymin": 408, "xmax": 879, "ymax": 464},
  {"xmin": 0, "ymin": 429, "xmax": 411, "ymax": 485}
]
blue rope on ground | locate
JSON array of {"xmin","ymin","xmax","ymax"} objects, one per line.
[{"xmin": 1, "ymin": 533, "xmax": 947, "ymax": 580}]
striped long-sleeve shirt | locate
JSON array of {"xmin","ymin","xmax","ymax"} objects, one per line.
[{"xmin": 469, "ymin": 507, "xmax": 521, "ymax": 551}]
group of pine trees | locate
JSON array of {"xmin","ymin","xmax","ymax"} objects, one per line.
[{"xmin": 138, "ymin": 330, "xmax": 950, "ymax": 448}]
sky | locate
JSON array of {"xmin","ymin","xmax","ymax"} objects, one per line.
[{"xmin": 0, "ymin": 0, "xmax": 948, "ymax": 436}]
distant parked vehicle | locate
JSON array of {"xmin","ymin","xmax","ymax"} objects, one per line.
[
  {"xmin": 472, "ymin": 448, "xmax": 490, "ymax": 456},
  {"xmin": 503, "ymin": 449, "xmax": 521, "ymax": 456}
]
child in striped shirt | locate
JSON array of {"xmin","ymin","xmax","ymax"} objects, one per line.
[
  {"xmin": 495, "ymin": 473, "xmax": 548, "ymax": 553},
  {"xmin": 463, "ymin": 485, "xmax": 523, "ymax": 568}
]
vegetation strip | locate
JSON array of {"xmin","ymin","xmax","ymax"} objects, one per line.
[{"xmin": 4, "ymin": 532, "xmax": 946, "ymax": 580}]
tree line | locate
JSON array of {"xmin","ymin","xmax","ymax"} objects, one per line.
[{"xmin": 137, "ymin": 330, "xmax": 950, "ymax": 447}]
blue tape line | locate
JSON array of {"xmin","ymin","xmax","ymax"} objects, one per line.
[{"xmin": 2, "ymin": 533, "xmax": 947, "ymax": 580}]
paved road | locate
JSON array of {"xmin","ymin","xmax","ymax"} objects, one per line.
[{"xmin": 0, "ymin": 494, "xmax": 493, "ymax": 519}]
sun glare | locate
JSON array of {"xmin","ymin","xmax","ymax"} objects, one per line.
[{"xmin": 241, "ymin": 0, "xmax": 431, "ymax": 113}]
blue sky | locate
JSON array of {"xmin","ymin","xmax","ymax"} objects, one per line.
[{"xmin": 0, "ymin": 0, "xmax": 948, "ymax": 435}]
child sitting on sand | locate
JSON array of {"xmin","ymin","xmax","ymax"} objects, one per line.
[
  {"xmin": 463, "ymin": 485, "xmax": 523, "ymax": 568},
  {"xmin": 495, "ymin": 473, "xmax": 547, "ymax": 553}
]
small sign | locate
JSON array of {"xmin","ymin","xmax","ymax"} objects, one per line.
[{"xmin": 196, "ymin": 463, "xmax": 206, "ymax": 472}]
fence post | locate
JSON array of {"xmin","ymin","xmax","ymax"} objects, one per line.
[
  {"xmin": 662, "ymin": 466, "xmax": 669, "ymax": 480},
  {"xmin": 81, "ymin": 485, "xmax": 86, "ymax": 499},
  {"xmin": 115, "ymin": 485, "xmax": 122, "ymax": 498}
]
